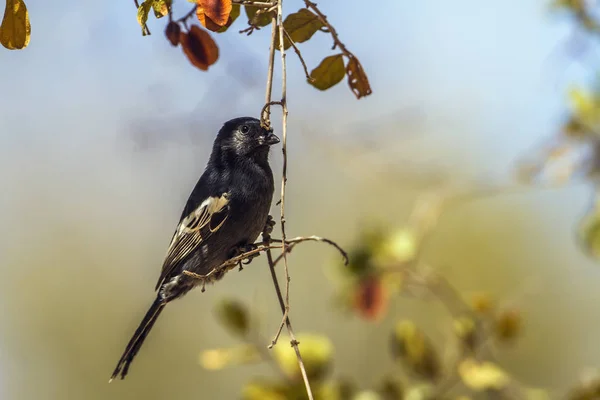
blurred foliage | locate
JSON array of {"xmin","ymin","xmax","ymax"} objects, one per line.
[{"xmin": 518, "ymin": 0, "xmax": 600, "ymax": 262}]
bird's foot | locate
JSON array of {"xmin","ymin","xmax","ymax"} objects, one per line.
[
  {"xmin": 262, "ymin": 215, "xmax": 276, "ymax": 239},
  {"xmin": 230, "ymin": 243, "xmax": 260, "ymax": 270}
]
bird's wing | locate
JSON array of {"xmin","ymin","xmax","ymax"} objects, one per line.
[{"xmin": 155, "ymin": 193, "xmax": 230, "ymax": 290}]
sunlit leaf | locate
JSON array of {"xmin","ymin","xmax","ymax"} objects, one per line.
[
  {"xmin": 470, "ymin": 292, "xmax": 495, "ymax": 315},
  {"xmin": 152, "ymin": 0, "xmax": 169, "ymax": 18},
  {"xmin": 217, "ymin": 4, "xmax": 240, "ymax": 33},
  {"xmin": 346, "ymin": 55, "xmax": 372, "ymax": 99},
  {"xmin": 273, "ymin": 333, "xmax": 333, "ymax": 382},
  {"xmin": 165, "ymin": 21, "xmax": 181, "ymax": 46},
  {"xmin": 244, "ymin": 5, "xmax": 273, "ymax": 27},
  {"xmin": 403, "ymin": 384, "xmax": 436, "ymax": 400},
  {"xmin": 197, "ymin": 6, "xmax": 224, "ymax": 32},
  {"xmin": 136, "ymin": 0, "xmax": 153, "ymax": 36},
  {"xmin": 309, "ymin": 54, "xmax": 345, "ymax": 91},
  {"xmin": 275, "ymin": 8, "xmax": 324, "ymax": 50},
  {"xmin": 180, "ymin": 25, "xmax": 219, "ymax": 71},
  {"xmin": 453, "ymin": 317, "xmax": 478, "ymax": 353},
  {"xmin": 374, "ymin": 228, "xmax": 417, "ymax": 266},
  {"xmin": 198, "ymin": 0, "xmax": 232, "ymax": 26},
  {"xmin": 0, "ymin": 0, "xmax": 29, "ymax": 49},
  {"xmin": 214, "ymin": 298, "xmax": 250, "ymax": 337},
  {"xmin": 458, "ymin": 359, "xmax": 510, "ymax": 391},
  {"xmin": 353, "ymin": 391, "xmax": 382, "ymax": 400},
  {"xmin": 200, "ymin": 345, "xmax": 260, "ymax": 370},
  {"xmin": 391, "ymin": 320, "xmax": 441, "ymax": 381},
  {"xmin": 242, "ymin": 380, "xmax": 287, "ymax": 400}
]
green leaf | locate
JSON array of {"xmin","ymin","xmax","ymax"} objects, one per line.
[
  {"xmin": 391, "ymin": 320, "xmax": 441, "ymax": 382},
  {"xmin": 213, "ymin": 298, "xmax": 250, "ymax": 337},
  {"xmin": 137, "ymin": 0, "xmax": 153, "ymax": 35},
  {"xmin": 275, "ymin": 8, "xmax": 323, "ymax": 50},
  {"xmin": 309, "ymin": 54, "xmax": 345, "ymax": 91},
  {"xmin": 0, "ymin": 0, "xmax": 30, "ymax": 50},
  {"xmin": 152, "ymin": 0, "xmax": 169, "ymax": 19},
  {"xmin": 578, "ymin": 192, "xmax": 600, "ymax": 260},
  {"xmin": 244, "ymin": 5, "xmax": 273, "ymax": 27}
]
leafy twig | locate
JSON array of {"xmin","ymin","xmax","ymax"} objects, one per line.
[{"xmin": 134, "ymin": 0, "xmax": 151, "ymax": 35}]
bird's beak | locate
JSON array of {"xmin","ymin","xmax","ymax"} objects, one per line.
[{"xmin": 264, "ymin": 131, "xmax": 280, "ymax": 146}]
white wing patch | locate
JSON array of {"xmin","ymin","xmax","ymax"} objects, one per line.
[{"xmin": 155, "ymin": 193, "xmax": 230, "ymax": 290}]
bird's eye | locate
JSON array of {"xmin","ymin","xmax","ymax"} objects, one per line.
[{"xmin": 241, "ymin": 125, "xmax": 250, "ymax": 134}]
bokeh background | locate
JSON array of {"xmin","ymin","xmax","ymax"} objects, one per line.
[{"xmin": 1, "ymin": 0, "xmax": 598, "ymax": 398}]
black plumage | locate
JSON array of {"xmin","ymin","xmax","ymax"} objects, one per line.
[{"xmin": 110, "ymin": 117, "xmax": 279, "ymax": 381}]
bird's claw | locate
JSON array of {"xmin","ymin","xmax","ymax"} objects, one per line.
[
  {"xmin": 231, "ymin": 243, "xmax": 260, "ymax": 269},
  {"xmin": 262, "ymin": 215, "xmax": 276, "ymax": 237}
]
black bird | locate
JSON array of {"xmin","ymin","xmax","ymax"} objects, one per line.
[{"xmin": 110, "ymin": 117, "xmax": 280, "ymax": 381}]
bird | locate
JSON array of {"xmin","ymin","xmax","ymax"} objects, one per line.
[{"xmin": 109, "ymin": 116, "xmax": 280, "ymax": 381}]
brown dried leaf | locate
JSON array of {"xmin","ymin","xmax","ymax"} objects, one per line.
[
  {"xmin": 165, "ymin": 21, "xmax": 181, "ymax": 46},
  {"xmin": 309, "ymin": 54, "xmax": 345, "ymax": 91},
  {"xmin": 198, "ymin": 0, "xmax": 231, "ymax": 26},
  {"xmin": 196, "ymin": 7, "xmax": 223, "ymax": 32},
  {"xmin": 346, "ymin": 56, "xmax": 372, "ymax": 99},
  {"xmin": 180, "ymin": 25, "xmax": 219, "ymax": 71},
  {"xmin": 0, "ymin": 0, "xmax": 30, "ymax": 49},
  {"xmin": 216, "ymin": 4, "xmax": 240, "ymax": 32}
]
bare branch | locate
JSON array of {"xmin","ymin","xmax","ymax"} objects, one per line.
[
  {"xmin": 233, "ymin": 0, "xmax": 276, "ymax": 6},
  {"xmin": 283, "ymin": 27, "xmax": 313, "ymax": 82}
]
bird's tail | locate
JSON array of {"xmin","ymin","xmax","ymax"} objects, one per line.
[{"xmin": 109, "ymin": 297, "xmax": 165, "ymax": 382}]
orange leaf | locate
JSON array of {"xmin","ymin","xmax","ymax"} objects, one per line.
[
  {"xmin": 164, "ymin": 21, "xmax": 181, "ymax": 47},
  {"xmin": 354, "ymin": 277, "xmax": 388, "ymax": 321},
  {"xmin": 346, "ymin": 56, "xmax": 372, "ymax": 99},
  {"xmin": 196, "ymin": 6, "xmax": 224, "ymax": 32},
  {"xmin": 180, "ymin": 25, "xmax": 219, "ymax": 71},
  {"xmin": 198, "ymin": 0, "xmax": 232, "ymax": 26}
]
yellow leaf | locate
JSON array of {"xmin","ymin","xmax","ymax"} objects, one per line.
[
  {"xmin": 152, "ymin": 0, "xmax": 169, "ymax": 18},
  {"xmin": 200, "ymin": 348, "xmax": 231, "ymax": 370},
  {"xmin": 273, "ymin": 333, "xmax": 333, "ymax": 382},
  {"xmin": 375, "ymin": 228, "xmax": 417, "ymax": 266},
  {"xmin": 0, "ymin": 0, "xmax": 30, "ymax": 50},
  {"xmin": 137, "ymin": 0, "xmax": 153, "ymax": 35},
  {"xmin": 309, "ymin": 54, "xmax": 345, "ymax": 91},
  {"xmin": 391, "ymin": 320, "xmax": 441, "ymax": 381},
  {"xmin": 458, "ymin": 358, "xmax": 510, "ymax": 391}
]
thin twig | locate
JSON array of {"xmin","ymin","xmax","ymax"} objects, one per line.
[
  {"xmin": 134, "ymin": 0, "xmax": 151, "ymax": 35},
  {"xmin": 283, "ymin": 27, "xmax": 313, "ymax": 82},
  {"xmin": 274, "ymin": 2, "xmax": 316, "ymax": 397},
  {"xmin": 303, "ymin": 1, "xmax": 353, "ymax": 57},
  {"xmin": 233, "ymin": 0, "xmax": 276, "ymax": 6},
  {"xmin": 268, "ymin": 310, "xmax": 288, "ymax": 348},
  {"xmin": 176, "ymin": 5, "xmax": 197, "ymax": 24}
]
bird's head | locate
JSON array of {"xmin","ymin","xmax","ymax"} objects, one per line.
[{"xmin": 215, "ymin": 117, "xmax": 280, "ymax": 160}]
